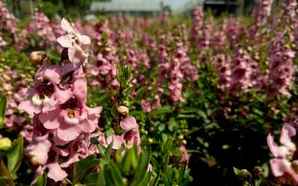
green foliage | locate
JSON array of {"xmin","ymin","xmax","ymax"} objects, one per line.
[
  {"xmin": 6, "ymin": 136, "xmax": 24, "ymax": 178},
  {"xmin": 69, "ymin": 146, "xmax": 154, "ymax": 186},
  {"xmin": 0, "ymin": 96, "xmax": 6, "ymax": 129},
  {"xmin": 0, "ymin": 48, "xmax": 35, "ymax": 77},
  {"xmin": 0, "ymin": 98, "xmax": 24, "ymax": 184}
]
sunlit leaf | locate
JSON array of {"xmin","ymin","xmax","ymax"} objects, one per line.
[
  {"xmin": 0, "ymin": 95, "xmax": 7, "ymax": 129},
  {"xmin": 6, "ymin": 136, "xmax": 24, "ymax": 178}
]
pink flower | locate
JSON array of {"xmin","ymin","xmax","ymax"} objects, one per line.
[
  {"xmin": 57, "ymin": 18, "xmax": 91, "ymax": 64},
  {"xmin": 107, "ymin": 135, "xmax": 124, "ymax": 150},
  {"xmin": 179, "ymin": 145, "xmax": 190, "ymax": 164},
  {"xmin": 141, "ymin": 100, "xmax": 152, "ymax": 113},
  {"xmin": 27, "ymin": 11, "xmax": 56, "ymax": 46},
  {"xmin": 268, "ymin": 33, "xmax": 295, "ymax": 96},
  {"xmin": 267, "ymin": 124, "xmax": 298, "ymax": 183},
  {"xmin": 106, "ymin": 116, "xmax": 141, "ymax": 150},
  {"xmin": 120, "ymin": 116, "xmax": 141, "ymax": 149},
  {"xmin": 47, "ymin": 163, "xmax": 67, "ymax": 182},
  {"xmin": 20, "ymin": 18, "xmax": 103, "ymax": 183},
  {"xmin": 39, "ymin": 95, "xmax": 102, "ymax": 143},
  {"xmin": 18, "ymin": 65, "xmax": 72, "ymax": 117},
  {"xmin": 26, "ymin": 135, "xmax": 51, "ymax": 165},
  {"xmin": 120, "ymin": 116, "xmax": 138, "ymax": 131}
]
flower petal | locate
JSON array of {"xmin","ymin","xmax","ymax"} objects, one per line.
[
  {"xmin": 267, "ymin": 133, "xmax": 289, "ymax": 158},
  {"xmin": 39, "ymin": 109, "xmax": 60, "ymax": 129},
  {"xmin": 78, "ymin": 34, "xmax": 91, "ymax": 45},
  {"xmin": 18, "ymin": 100, "xmax": 41, "ymax": 117},
  {"xmin": 120, "ymin": 116, "xmax": 138, "ymax": 131},
  {"xmin": 73, "ymin": 78, "xmax": 87, "ymax": 101},
  {"xmin": 47, "ymin": 163, "xmax": 67, "ymax": 182},
  {"xmin": 107, "ymin": 135, "xmax": 123, "ymax": 150},
  {"xmin": 57, "ymin": 125, "xmax": 80, "ymax": 142},
  {"xmin": 61, "ymin": 18, "xmax": 75, "ymax": 33},
  {"xmin": 280, "ymin": 124, "xmax": 296, "ymax": 150},
  {"xmin": 57, "ymin": 35, "xmax": 73, "ymax": 48},
  {"xmin": 26, "ymin": 135, "xmax": 51, "ymax": 165},
  {"xmin": 270, "ymin": 159, "xmax": 292, "ymax": 177}
]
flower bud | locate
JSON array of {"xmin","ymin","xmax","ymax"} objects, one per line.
[
  {"xmin": 117, "ymin": 106, "xmax": 129, "ymax": 115},
  {"xmin": 0, "ymin": 137, "xmax": 12, "ymax": 151},
  {"xmin": 30, "ymin": 51, "xmax": 47, "ymax": 65}
]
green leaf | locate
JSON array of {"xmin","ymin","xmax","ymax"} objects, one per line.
[
  {"xmin": 0, "ymin": 95, "xmax": 7, "ymax": 129},
  {"xmin": 0, "ymin": 160, "xmax": 14, "ymax": 186},
  {"xmin": 83, "ymin": 173, "xmax": 103, "ymax": 186},
  {"xmin": 6, "ymin": 136, "xmax": 24, "ymax": 178},
  {"xmin": 131, "ymin": 150, "xmax": 151, "ymax": 186},
  {"xmin": 73, "ymin": 155, "xmax": 98, "ymax": 184},
  {"xmin": 104, "ymin": 162, "xmax": 124, "ymax": 186},
  {"xmin": 121, "ymin": 147, "xmax": 138, "ymax": 176},
  {"xmin": 150, "ymin": 106, "xmax": 173, "ymax": 117},
  {"xmin": 34, "ymin": 173, "xmax": 47, "ymax": 186}
]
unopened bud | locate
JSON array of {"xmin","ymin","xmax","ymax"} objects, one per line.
[
  {"xmin": 0, "ymin": 137, "xmax": 12, "ymax": 151},
  {"xmin": 30, "ymin": 51, "xmax": 47, "ymax": 65},
  {"xmin": 117, "ymin": 106, "xmax": 129, "ymax": 115}
]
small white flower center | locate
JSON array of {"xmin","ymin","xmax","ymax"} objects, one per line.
[{"xmin": 31, "ymin": 95, "xmax": 42, "ymax": 106}]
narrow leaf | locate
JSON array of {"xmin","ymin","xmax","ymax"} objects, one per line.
[
  {"xmin": 131, "ymin": 150, "xmax": 151, "ymax": 186},
  {"xmin": 73, "ymin": 155, "xmax": 98, "ymax": 183},
  {"xmin": 7, "ymin": 136, "xmax": 24, "ymax": 178},
  {"xmin": 0, "ymin": 160, "xmax": 14, "ymax": 186},
  {"xmin": 0, "ymin": 95, "xmax": 7, "ymax": 129}
]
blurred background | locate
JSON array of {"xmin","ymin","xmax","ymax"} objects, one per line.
[{"xmin": 4, "ymin": 0, "xmax": 278, "ymax": 19}]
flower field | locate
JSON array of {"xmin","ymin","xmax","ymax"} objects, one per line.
[{"xmin": 1, "ymin": 0, "xmax": 298, "ymax": 185}]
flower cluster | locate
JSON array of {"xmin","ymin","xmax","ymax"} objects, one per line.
[
  {"xmin": 0, "ymin": 1, "xmax": 17, "ymax": 34},
  {"xmin": 268, "ymin": 33, "xmax": 295, "ymax": 96},
  {"xmin": 267, "ymin": 123, "xmax": 298, "ymax": 184},
  {"xmin": 27, "ymin": 11, "xmax": 56, "ymax": 46},
  {"xmin": 253, "ymin": 0, "xmax": 273, "ymax": 26},
  {"xmin": 191, "ymin": 6, "xmax": 204, "ymax": 41},
  {"xmin": 213, "ymin": 49, "xmax": 264, "ymax": 94},
  {"xmin": 283, "ymin": 0, "xmax": 297, "ymax": 21},
  {"xmin": 88, "ymin": 21, "xmax": 119, "ymax": 89},
  {"xmin": 18, "ymin": 19, "xmax": 102, "ymax": 182}
]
